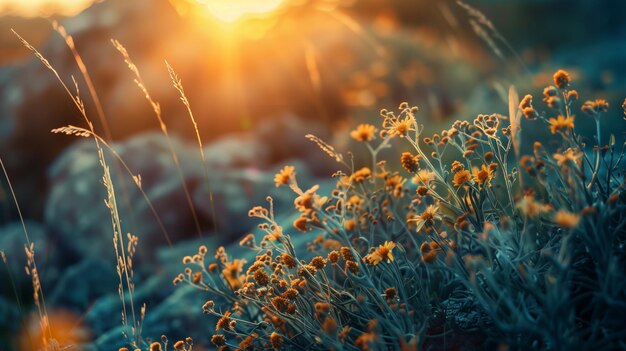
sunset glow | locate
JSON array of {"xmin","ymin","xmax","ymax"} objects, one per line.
[
  {"xmin": 0, "ymin": 0, "xmax": 95, "ymax": 16},
  {"xmin": 197, "ymin": 0, "xmax": 285, "ymax": 22}
]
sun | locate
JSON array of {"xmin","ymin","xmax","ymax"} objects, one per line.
[{"xmin": 197, "ymin": 0, "xmax": 285, "ymax": 23}]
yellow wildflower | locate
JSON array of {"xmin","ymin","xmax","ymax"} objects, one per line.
[
  {"xmin": 350, "ymin": 124, "xmax": 377, "ymax": 142},
  {"xmin": 553, "ymin": 69, "xmax": 571, "ymax": 89},
  {"xmin": 516, "ymin": 194, "xmax": 551, "ymax": 217},
  {"xmin": 274, "ymin": 166, "xmax": 295, "ymax": 187},
  {"xmin": 472, "ymin": 164, "xmax": 495, "ymax": 189},
  {"xmin": 581, "ymin": 99, "xmax": 609, "ymax": 116},
  {"xmin": 222, "ymin": 259, "xmax": 246, "ymax": 290},
  {"xmin": 453, "ymin": 169, "xmax": 471, "ymax": 187},
  {"xmin": 408, "ymin": 205, "xmax": 441, "ymax": 229},
  {"xmin": 548, "ymin": 115, "xmax": 575, "ymax": 134},
  {"xmin": 364, "ymin": 241, "xmax": 396, "ymax": 265},
  {"xmin": 351, "ymin": 167, "xmax": 372, "ymax": 183},
  {"xmin": 553, "ymin": 148, "xmax": 582, "ymax": 167},
  {"xmin": 400, "ymin": 152, "xmax": 420, "ymax": 173},
  {"xmin": 411, "ymin": 169, "xmax": 436, "ymax": 185},
  {"xmin": 554, "ymin": 210, "xmax": 580, "ymax": 229}
]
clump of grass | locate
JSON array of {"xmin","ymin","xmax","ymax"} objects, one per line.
[
  {"xmin": 1, "ymin": 157, "xmax": 53, "ymax": 350},
  {"xmin": 13, "ymin": 29, "xmax": 151, "ymax": 350},
  {"xmin": 177, "ymin": 70, "xmax": 626, "ymax": 350},
  {"xmin": 112, "ymin": 40, "xmax": 204, "ymax": 239}
]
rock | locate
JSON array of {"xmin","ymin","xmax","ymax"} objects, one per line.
[
  {"xmin": 87, "ymin": 285, "xmax": 212, "ymax": 351},
  {"xmin": 45, "ymin": 132, "xmax": 211, "ymax": 261},
  {"xmin": 45, "ymin": 128, "xmax": 322, "ymax": 261},
  {"xmin": 83, "ymin": 273, "xmax": 172, "ymax": 338},
  {"xmin": 0, "ymin": 0, "xmax": 497, "ymax": 220},
  {"xmin": 48, "ymin": 259, "xmax": 116, "ymax": 312},
  {"xmin": 0, "ymin": 295, "xmax": 21, "ymax": 344},
  {"xmin": 0, "ymin": 221, "xmax": 60, "ymax": 292}
]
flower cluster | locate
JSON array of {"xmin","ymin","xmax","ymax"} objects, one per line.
[{"xmin": 176, "ymin": 70, "xmax": 626, "ymax": 350}]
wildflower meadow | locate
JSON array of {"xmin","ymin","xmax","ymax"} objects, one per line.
[{"xmin": 0, "ymin": 1, "xmax": 625, "ymax": 351}]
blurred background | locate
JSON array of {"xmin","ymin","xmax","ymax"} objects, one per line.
[{"xmin": 0, "ymin": 0, "xmax": 625, "ymax": 349}]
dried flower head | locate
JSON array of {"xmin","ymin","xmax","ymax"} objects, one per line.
[
  {"xmin": 282, "ymin": 288, "xmax": 299, "ymax": 300},
  {"xmin": 281, "ymin": 253, "xmax": 297, "ymax": 269},
  {"xmin": 519, "ymin": 94, "xmax": 533, "ymax": 110},
  {"xmin": 239, "ymin": 334, "xmax": 257, "ymax": 350},
  {"xmin": 223, "ymin": 259, "xmax": 246, "ymax": 290},
  {"xmin": 472, "ymin": 164, "xmax": 496, "ymax": 189},
  {"xmin": 271, "ymin": 296, "xmax": 289, "ymax": 312},
  {"xmin": 453, "ymin": 169, "xmax": 471, "ymax": 187},
  {"xmin": 270, "ymin": 332, "xmax": 283, "ymax": 349},
  {"xmin": 211, "ymin": 334, "xmax": 226, "ymax": 346},
  {"xmin": 384, "ymin": 287, "xmax": 397, "ymax": 301},
  {"xmin": 553, "ymin": 69, "xmax": 571, "ymax": 89},
  {"xmin": 410, "ymin": 205, "xmax": 441, "ymax": 229},
  {"xmin": 351, "ymin": 167, "xmax": 372, "ymax": 183},
  {"xmin": 582, "ymin": 99, "xmax": 609, "ymax": 116},
  {"xmin": 293, "ymin": 216, "xmax": 310, "ymax": 232},
  {"xmin": 554, "ymin": 210, "xmax": 580, "ymax": 229},
  {"xmin": 340, "ymin": 247, "xmax": 355, "ymax": 261},
  {"xmin": 322, "ymin": 317, "xmax": 339, "ymax": 335},
  {"xmin": 553, "ymin": 148, "xmax": 582, "ymax": 167},
  {"xmin": 548, "ymin": 115, "xmax": 575, "ymax": 134},
  {"xmin": 350, "ymin": 124, "xmax": 377, "ymax": 142},
  {"xmin": 400, "ymin": 152, "xmax": 420, "ymax": 173},
  {"xmin": 254, "ymin": 269, "xmax": 269, "ymax": 286},
  {"xmin": 310, "ymin": 256, "xmax": 327, "ymax": 269},
  {"xmin": 328, "ymin": 250, "xmax": 340, "ymax": 264},
  {"xmin": 412, "ymin": 169, "xmax": 435, "ymax": 185},
  {"xmin": 364, "ymin": 241, "xmax": 396, "ymax": 265},
  {"xmin": 451, "ymin": 160, "xmax": 465, "ymax": 173},
  {"xmin": 516, "ymin": 194, "xmax": 551, "ymax": 217},
  {"xmin": 346, "ymin": 260, "xmax": 360, "ymax": 274},
  {"xmin": 297, "ymin": 264, "xmax": 317, "ymax": 278},
  {"xmin": 274, "ymin": 166, "xmax": 295, "ymax": 188},
  {"xmin": 216, "ymin": 311, "xmax": 232, "ymax": 330}
]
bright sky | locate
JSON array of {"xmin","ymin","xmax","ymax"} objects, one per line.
[
  {"xmin": 0, "ymin": 0, "xmax": 286, "ymax": 20},
  {"xmin": 0, "ymin": 0, "xmax": 96, "ymax": 16},
  {"xmin": 197, "ymin": 0, "xmax": 285, "ymax": 22}
]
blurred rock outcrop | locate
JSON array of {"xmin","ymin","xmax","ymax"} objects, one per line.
[
  {"xmin": 44, "ymin": 122, "xmax": 322, "ymax": 261},
  {"xmin": 0, "ymin": 0, "xmax": 493, "ymax": 219}
]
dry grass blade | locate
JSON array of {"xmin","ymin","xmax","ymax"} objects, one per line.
[
  {"xmin": 53, "ymin": 22, "xmax": 140, "ymax": 238},
  {"xmin": 457, "ymin": 1, "xmax": 528, "ymax": 72},
  {"xmin": 508, "ymin": 85, "xmax": 521, "ymax": 157},
  {"xmin": 52, "ymin": 21, "xmax": 112, "ymax": 141},
  {"xmin": 1, "ymin": 156, "xmax": 53, "ymax": 349},
  {"xmin": 52, "ymin": 125, "xmax": 174, "ymax": 246},
  {"xmin": 165, "ymin": 61, "xmax": 219, "ymax": 234},
  {"xmin": 100, "ymin": 148, "xmax": 139, "ymax": 346},
  {"xmin": 305, "ymin": 134, "xmax": 345, "ymax": 164},
  {"xmin": 112, "ymin": 39, "xmax": 204, "ymax": 238},
  {"xmin": 13, "ymin": 30, "xmax": 143, "ymax": 347}
]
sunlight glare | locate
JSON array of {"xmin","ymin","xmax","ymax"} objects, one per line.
[
  {"xmin": 0, "ymin": 0, "xmax": 95, "ymax": 17},
  {"xmin": 196, "ymin": 0, "xmax": 285, "ymax": 23}
]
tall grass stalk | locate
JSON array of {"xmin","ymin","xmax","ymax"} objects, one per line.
[
  {"xmin": 52, "ymin": 22, "xmax": 141, "ymax": 238},
  {"xmin": 0, "ymin": 157, "xmax": 50, "ymax": 349},
  {"xmin": 165, "ymin": 61, "xmax": 219, "ymax": 234},
  {"xmin": 52, "ymin": 125, "xmax": 173, "ymax": 246},
  {"xmin": 13, "ymin": 30, "xmax": 143, "ymax": 347},
  {"xmin": 112, "ymin": 40, "xmax": 204, "ymax": 239}
]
